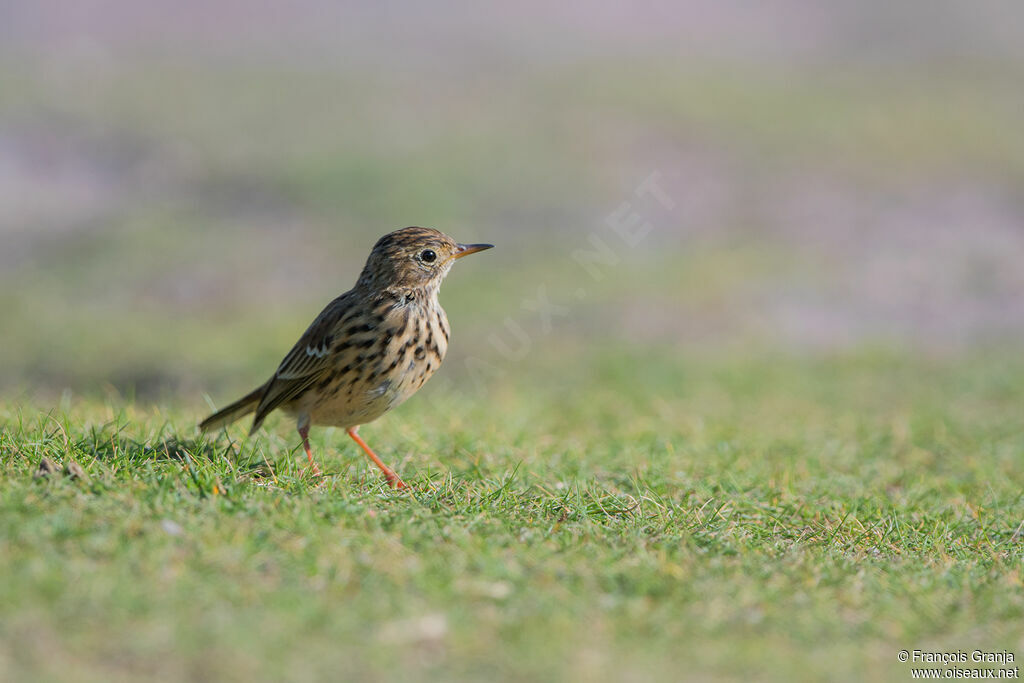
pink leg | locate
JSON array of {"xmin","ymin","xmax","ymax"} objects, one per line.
[
  {"xmin": 347, "ymin": 427, "xmax": 406, "ymax": 489},
  {"xmin": 297, "ymin": 422, "xmax": 322, "ymax": 476}
]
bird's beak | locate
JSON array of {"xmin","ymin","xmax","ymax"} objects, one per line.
[{"xmin": 453, "ymin": 243, "xmax": 494, "ymax": 259}]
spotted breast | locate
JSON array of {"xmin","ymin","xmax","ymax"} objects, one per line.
[{"xmin": 296, "ymin": 287, "xmax": 449, "ymax": 430}]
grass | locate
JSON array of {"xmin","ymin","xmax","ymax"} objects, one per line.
[{"xmin": 2, "ymin": 349, "xmax": 1021, "ymax": 682}]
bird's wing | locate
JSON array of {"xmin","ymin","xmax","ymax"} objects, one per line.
[{"xmin": 250, "ymin": 293, "xmax": 365, "ymax": 432}]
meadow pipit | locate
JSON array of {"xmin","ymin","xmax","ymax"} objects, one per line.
[{"xmin": 200, "ymin": 227, "xmax": 493, "ymax": 488}]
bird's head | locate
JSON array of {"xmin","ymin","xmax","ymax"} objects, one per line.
[{"xmin": 358, "ymin": 227, "xmax": 493, "ymax": 292}]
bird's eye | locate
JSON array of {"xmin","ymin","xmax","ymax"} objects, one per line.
[{"xmin": 420, "ymin": 249, "xmax": 437, "ymax": 263}]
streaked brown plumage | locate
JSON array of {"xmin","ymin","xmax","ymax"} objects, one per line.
[{"xmin": 199, "ymin": 227, "xmax": 493, "ymax": 488}]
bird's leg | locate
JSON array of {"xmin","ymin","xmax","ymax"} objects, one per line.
[
  {"xmin": 347, "ymin": 427, "xmax": 406, "ymax": 489},
  {"xmin": 297, "ymin": 419, "xmax": 322, "ymax": 477}
]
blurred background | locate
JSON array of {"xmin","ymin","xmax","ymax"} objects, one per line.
[{"xmin": 2, "ymin": 0, "xmax": 1023, "ymax": 401}]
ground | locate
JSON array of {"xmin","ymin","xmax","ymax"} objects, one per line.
[{"xmin": 2, "ymin": 349, "xmax": 1021, "ymax": 681}]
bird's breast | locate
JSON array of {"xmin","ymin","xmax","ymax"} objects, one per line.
[
  {"xmin": 381, "ymin": 299, "xmax": 448, "ymax": 401},
  {"xmin": 304, "ymin": 299, "xmax": 449, "ymax": 428}
]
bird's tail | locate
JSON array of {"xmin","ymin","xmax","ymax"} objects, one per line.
[{"xmin": 199, "ymin": 384, "xmax": 267, "ymax": 433}]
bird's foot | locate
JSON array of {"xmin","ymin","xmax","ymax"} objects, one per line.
[{"xmin": 385, "ymin": 473, "xmax": 408, "ymax": 490}]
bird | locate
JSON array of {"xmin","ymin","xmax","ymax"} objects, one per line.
[{"xmin": 199, "ymin": 227, "xmax": 493, "ymax": 488}]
